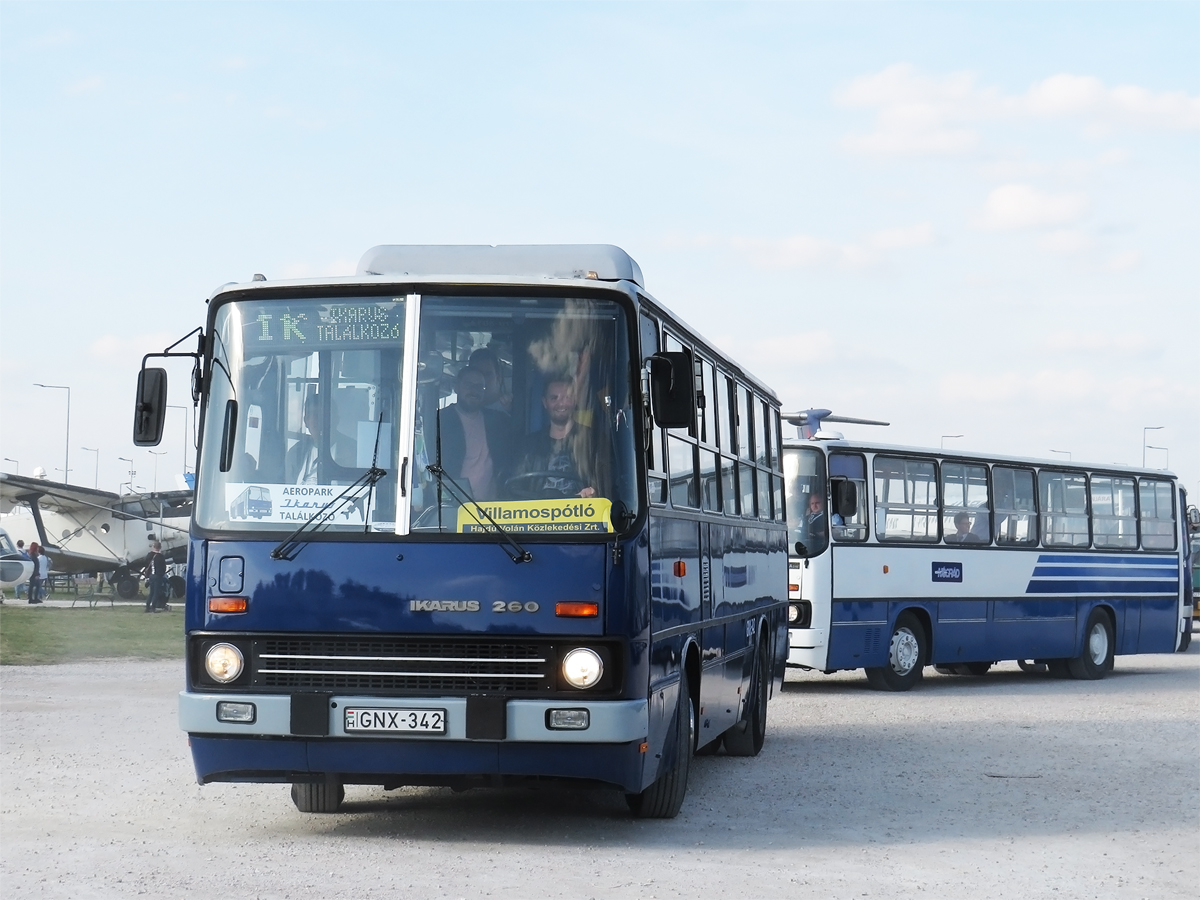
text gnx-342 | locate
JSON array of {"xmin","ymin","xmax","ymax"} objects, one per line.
[{"xmin": 344, "ymin": 708, "xmax": 447, "ymax": 734}]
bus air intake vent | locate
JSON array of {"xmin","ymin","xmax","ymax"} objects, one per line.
[{"xmin": 253, "ymin": 638, "xmax": 553, "ymax": 693}]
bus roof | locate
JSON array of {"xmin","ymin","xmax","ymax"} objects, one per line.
[
  {"xmin": 357, "ymin": 244, "xmax": 644, "ymax": 287},
  {"xmin": 783, "ymin": 437, "xmax": 1177, "ymax": 480}
]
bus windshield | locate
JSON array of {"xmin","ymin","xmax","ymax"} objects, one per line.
[{"xmin": 194, "ymin": 293, "xmax": 639, "ymax": 536}]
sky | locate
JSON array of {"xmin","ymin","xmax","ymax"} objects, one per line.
[{"xmin": 1, "ymin": 1, "xmax": 1197, "ymax": 500}]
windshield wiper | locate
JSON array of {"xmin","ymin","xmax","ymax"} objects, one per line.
[
  {"xmin": 425, "ymin": 464, "xmax": 532, "ymax": 565},
  {"xmin": 270, "ymin": 466, "xmax": 387, "ymax": 561}
]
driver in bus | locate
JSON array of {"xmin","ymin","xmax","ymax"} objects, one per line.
[
  {"xmin": 511, "ymin": 375, "xmax": 596, "ymax": 499},
  {"xmin": 287, "ymin": 392, "xmax": 356, "ymax": 485}
]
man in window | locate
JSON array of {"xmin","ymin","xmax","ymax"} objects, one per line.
[
  {"xmin": 286, "ymin": 392, "xmax": 356, "ymax": 485},
  {"xmin": 947, "ymin": 511, "xmax": 984, "ymax": 543},
  {"xmin": 511, "ymin": 375, "xmax": 596, "ymax": 499},
  {"xmin": 437, "ymin": 365, "xmax": 513, "ymax": 500}
]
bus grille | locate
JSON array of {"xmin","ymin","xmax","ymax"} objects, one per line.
[{"xmin": 253, "ymin": 638, "xmax": 554, "ymax": 693}]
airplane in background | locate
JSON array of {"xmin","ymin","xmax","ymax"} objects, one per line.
[
  {"xmin": 0, "ymin": 472, "xmax": 191, "ymax": 599},
  {"xmin": 0, "ymin": 527, "xmax": 34, "ymax": 601}
]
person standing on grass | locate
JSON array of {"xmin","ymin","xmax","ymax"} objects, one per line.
[
  {"xmin": 143, "ymin": 542, "xmax": 168, "ymax": 612},
  {"xmin": 26, "ymin": 543, "xmax": 45, "ymax": 604}
]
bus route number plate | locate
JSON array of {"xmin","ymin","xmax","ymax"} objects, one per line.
[{"xmin": 344, "ymin": 708, "xmax": 447, "ymax": 734}]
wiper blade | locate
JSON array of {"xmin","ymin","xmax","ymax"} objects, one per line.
[
  {"xmin": 425, "ymin": 464, "xmax": 532, "ymax": 564},
  {"xmin": 270, "ymin": 466, "xmax": 387, "ymax": 561}
]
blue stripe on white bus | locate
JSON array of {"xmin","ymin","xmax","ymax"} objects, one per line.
[
  {"xmin": 1035, "ymin": 554, "xmax": 1177, "ymax": 567},
  {"xmin": 1031, "ymin": 566, "xmax": 1178, "ymax": 578},
  {"xmin": 1025, "ymin": 580, "xmax": 1179, "ymax": 594}
]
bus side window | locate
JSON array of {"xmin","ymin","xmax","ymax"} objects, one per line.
[
  {"xmin": 942, "ymin": 463, "xmax": 991, "ymax": 544},
  {"xmin": 641, "ymin": 312, "xmax": 666, "ymax": 504},
  {"xmin": 1091, "ymin": 476, "xmax": 1137, "ymax": 549},
  {"xmin": 1040, "ymin": 470, "xmax": 1089, "ymax": 548},
  {"xmin": 828, "ymin": 452, "xmax": 868, "ymax": 541},
  {"xmin": 874, "ymin": 455, "xmax": 938, "ymax": 542},
  {"xmin": 994, "ymin": 466, "xmax": 1036, "ymax": 544},
  {"xmin": 1140, "ymin": 478, "xmax": 1177, "ymax": 550}
]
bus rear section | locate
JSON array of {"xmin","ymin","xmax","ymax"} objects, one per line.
[
  {"xmin": 141, "ymin": 244, "xmax": 784, "ymax": 816},
  {"xmin": 782, "ymin": 439, "xmax": 1190, "ymax": 691}
]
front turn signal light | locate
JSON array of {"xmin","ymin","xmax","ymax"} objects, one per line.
[
  {"xmin": 209, "ymin": 597, "xmax": 248, "ymax": 614},
  {"xmin": 556, "ymin": 602, "xmax": 599, "ymax": 618}
]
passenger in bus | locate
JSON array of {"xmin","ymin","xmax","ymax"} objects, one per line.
[
  {"xmin": 468, "ymin": 347, "xmax": 512, "ymax": 414},
  {"xmin": 947, "ymin": 511, "xmax": 984, "ymax": 543},
  {"xmin": 436, "ymin": 365, "xmax": 513, "ymax": 499},
  {"xmin": 286, "ymin": 392, "xmax": 356, "ymax": 485},
  {"xmin": 511, "ymin": 375, "xmax": 596, "ymax": 499}
]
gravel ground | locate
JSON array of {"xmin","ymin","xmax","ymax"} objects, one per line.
[{"xmin": 2, "ymin": 643, "xmax": 1197, "ymax": 899}]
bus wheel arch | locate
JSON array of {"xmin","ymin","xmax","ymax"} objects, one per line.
[
  {"xmin": 1068, "ymin": 606, "xmax": 1115, "ymax": 680},
  {"xmin": 724, "ymin": 631, "xmax": 770, "ymax": 757},
  {"xmin": 627, "ymin": 661, "xmax": 694, "ymax": 818},
  {"xmin": 865, "ymin": 609, "xmax": 928, "ymax": 692}
]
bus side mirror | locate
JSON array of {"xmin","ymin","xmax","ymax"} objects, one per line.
[
  {"xmin": 648, "ymin": 351, "xmax": 695, "ymax": 430},
  {"xmin": 133, "ymin": 367, "xmax": 168, "ymax": 446},
  {"xmin": 833, "ymin": 478, "xmax": 857, "ymax": 519},
  {"xmin": 1187, "ymin": 505, "xmax": 1200, "ymax": 530},
  {"xmin": 794, "ymin": 540, "xmax": 809, "ymax": 558}
]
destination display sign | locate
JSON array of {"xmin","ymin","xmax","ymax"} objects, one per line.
[
  {"xmin": 238, "ymin": 298, "xmax": 407, "ymax": 350},
  {"xmin": 456, "ymin": 499, "xmax": 614, "ymax": 534}
]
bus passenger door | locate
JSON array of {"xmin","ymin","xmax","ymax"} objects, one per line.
[{"xmin": 699, "ymin": 523, "xmax": 734, "ymax": 745}]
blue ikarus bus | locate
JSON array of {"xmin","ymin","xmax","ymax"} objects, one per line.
[{"xmin": 133, "ymin": 245, "xmax": 787, "ymax": 817}]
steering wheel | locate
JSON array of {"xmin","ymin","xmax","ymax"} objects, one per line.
[{"xmin": 504, "ymin": 471, "xmax": 583, "ymax": 500}]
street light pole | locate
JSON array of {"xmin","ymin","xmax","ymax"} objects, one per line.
[
  {"xmin": 33, "ymin": 383, "xmax": 70, "ymax": 484},
  {"xmin": 2, "ymin": 458, "xmax": 17, "ymax": 475},
  {"xmin": 117, "ymin": 457, "xmax": 135, "ymax": 494},
  {"xmin": 1145, "ymin": 445, "xmax": 1169, "ymax": 469},
  {"xmin": 940, "ymin": 434, "xmax": 963, "ymax": 450},
  {"xmin": 1049, "ymin": 449, "xmax": 1071, "ymax": 460},
  {"xmin": 81, "ymin": 447, "xmax": 100, "ymax": 488},
  {"xmin": 1142, "ymin": 426, "xmax": 1163, "ymax": 467},
  {"xmin": 148, "ymin": 450, "xmax": 167, "ymax": 494},
  {"xmin": 167, "ymin": 405, "xmax": 192, "ymax": 473}
]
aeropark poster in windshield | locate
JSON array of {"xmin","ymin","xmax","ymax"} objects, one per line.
[
  {"xmin": 457, "ymin": 499, "xmax": 613, "ymax": 534},
  {"xmin": 225, "ymin": 483, "xmax": 366, "ymax": 526}
]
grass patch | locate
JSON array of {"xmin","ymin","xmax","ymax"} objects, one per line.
[{"xmin": 0, "ymin": 604, "xmax": 184, "ymax": 665}]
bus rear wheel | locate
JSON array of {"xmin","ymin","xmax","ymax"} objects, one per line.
[
  {"xmin": 724, "ymin": 637, "xmax": 769, "ymax": 757},
  {"xmin": 626, "ymin": 669, "xmax": 693, "ymax": 819},
  {"xmin": 291, "ymin": 780, "xmax": 344, "ymax": 813},
  {"xmin": 1068, "ymin": 608, "xmax": 1114, "ymax": 680},
  {"xmin": 865, "ymin": 612, "xmax": 926, "ymax": 692}
]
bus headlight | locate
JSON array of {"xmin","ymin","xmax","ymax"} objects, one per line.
[
  {"xmin": 562, "ymin": 647, "xmax": 604, "ymax": 689},
  {"xmin": 205, "ymin": 643, "xmax": 244, "ymax": 683}
]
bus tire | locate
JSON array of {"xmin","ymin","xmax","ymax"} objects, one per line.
[
  {"xmin": 1179, "ymin": 626, "xmax": 1191, "ymax": 652},
  {"xmin": 291, "ymin": 780, "xmax": 344, "ymax": 813},
  {"xmin": 626, "ymin": 670, "xmax": 693, "ymax": 819},
  {"xmin": 961, "ymin": 662, "xmax": 993, "ymax": 676},
  {"xmin": 724, "ymin": 637, "xmax": 769, "ymax": 757},
  {"xmin": 1068, "ymin": 608, "xmax": 1114, "ymax": 680},
  {"xmin": 864, "ymin": 612, "xmax": 925, "ymax": 692},
  {"xmin": 1046, "ymin": 659, "xmax": 1071, "ymax": 678}
]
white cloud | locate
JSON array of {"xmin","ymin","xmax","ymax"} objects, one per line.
[
  {"xmin": 977, "ymin": 184, "xmax": 1089, "ymax": 230},
  {"xmin": 838, "ymin": 65, "xmax": 1199, "ymax": 157},
  {"xmin": 1104, "ymin": 250, "xmax": 1142, "ymax": 272},
  {"xmin": 65, "ymin": 76, "xmax": 103, "ymax": 96},
  {"xmin": 724, "ymin": 222, "xmax": 933, "ymax": 270},
  {"xmin": 1038, "ymin": 229, "xmax": 1092, "ymax": 254},
  {"xmin": 1039, "ymin": 331, "xmax": 1152, "ymax": 354}
]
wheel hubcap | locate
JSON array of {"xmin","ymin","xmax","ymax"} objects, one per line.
[
  {"xmin": 891, "ymin": 627, "xmax": 919, "ymax": 675},
  {"xmin": 1088, "ymin": 623, "xmax": 1108, "ymax": 665}
]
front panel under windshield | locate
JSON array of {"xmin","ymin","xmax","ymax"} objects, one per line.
[{"xmin": 195, "ymin": 293, "xmax": 639, "ymax": 537}]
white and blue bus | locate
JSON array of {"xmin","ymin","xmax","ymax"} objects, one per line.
[
  {"xmin": 782, "ymin": 421, "xmax": 1192, "ymax": 691},
  {"xmin": 132, "ymin": 245, "xmax": 787, "ymax": 817}
]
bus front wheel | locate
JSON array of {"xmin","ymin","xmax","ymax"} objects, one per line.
[
  {"xmin": 626, "ymin": 669, "xmax": 693, "ymax": 819},
  {"xmin": 1068, "ymin": 609, "xmax": 1114, "ymax": 680},
  {"xmin": 865, "ymin": 612, "xmax": 926, "ymax": 692},
  {"xmin": 724, "ymin": 637, "xmax": 769, "ymax": 757},
  {"xmin": 291, "ymin": 780, "xmax": 344, "ymax": 813}
]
